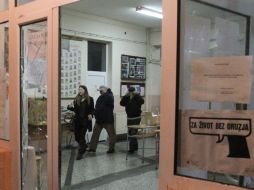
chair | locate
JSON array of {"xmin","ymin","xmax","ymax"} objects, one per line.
[
  {"xmin": 126, "ymin": 112, "xmax": 160, "ymax": 163},
  {"xmin": 154, "ymin": 129, "xmax": 160, "ymax": 169},
  {"xmin": 62, "ymin": 111, "xmax": 75, "ymax": 147}
]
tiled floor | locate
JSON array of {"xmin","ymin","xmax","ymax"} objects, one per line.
[{"xmin": 61, "ymin": 138, "xmax": 159, "ymax": 190}]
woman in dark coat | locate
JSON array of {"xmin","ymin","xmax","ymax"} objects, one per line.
[{"xmin": 67, "ymin": 85, "xmax": 94, "ymax": 160}]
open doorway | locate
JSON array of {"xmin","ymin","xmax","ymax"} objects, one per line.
[{"xmin": 59, "ymin": 1, "xmax": 162, "ymax": 189}]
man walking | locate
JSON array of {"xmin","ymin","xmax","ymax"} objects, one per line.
[{"xmin": 88, "ymin": 85, "xmax": 116, "ymax": 153}]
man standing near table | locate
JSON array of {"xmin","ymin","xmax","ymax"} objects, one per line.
[{"xmin": 120, "ymin": 86, "xmax": 144, "ymax": 153}]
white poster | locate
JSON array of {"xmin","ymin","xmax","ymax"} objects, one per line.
[
  {"xmin": 61, "ymin": 39, "xmax": 84, "ymax": 98},
  {"xmin": 25, "ymin": 30, "xmax": 47, "ymax": 89},
  {"xmin": 191, "ymin": 56, "xmax": 252, "ymax": 103}
]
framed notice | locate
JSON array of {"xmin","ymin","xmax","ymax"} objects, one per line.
[
  {"xmin": 121, "ymin": 54, "xmax": 146, "ymax": 80},
  {"xmin": 120, "ymin": 82, "xmax": 145, "ymax": 97}
]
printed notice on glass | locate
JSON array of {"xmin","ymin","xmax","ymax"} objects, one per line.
[
  {"xmin": 191, "ymin": 56, "xmax": 252, "ymax": 103},
  {"xmin": 181, "ymin": 109, "xmax": 254, "ymax": 176}
]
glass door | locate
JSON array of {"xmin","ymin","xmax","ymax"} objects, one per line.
[
  {"xmin": 20, "ymin": 20, "xmax": 48, "ymax": 190},
  {"xmin": 0, "ymin": 0, "xmax": 79, "ymax": 189}
]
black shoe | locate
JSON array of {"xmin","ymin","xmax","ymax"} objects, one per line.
[
  {"xmin": 106, "ymin": 149, "xmax": 115, "ymax": 154},
  {"xmin": 128, "ymin": 148, "xmax": 138, "ymax": 154},
  {"xmin": 79, "ymin": 148, "xmax": 86, "ymax": 155},
  {"xmin": 88, "ymin": 149, "xmax": 96, "ymax": 153},
  {"xmin": 128, "ymin": 150, "xmax": 135, "ymax": 154},
  {"xmin": 79, "ymin": 150, "xmax": 86, "ymax": 155},
  {"xmin": 76, "ymin": 153, "xmax": 83, "ymax": 160}
]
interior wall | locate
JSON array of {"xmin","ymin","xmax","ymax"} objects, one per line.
[
  {"xmin": 146, "ymin": 28, "xmax": 161, "ymax": 112},
  {"xmin": 61, "ymin": 8, "xmax": 161, "ymax": 113}
]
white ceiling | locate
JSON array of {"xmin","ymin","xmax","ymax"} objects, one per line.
[
  {"xmin": 63, "ymin": 0, "xmax": 162, "ymax": 28},
  {"xmin": 63, "ymin": 0, "xmax": 254, "ymax": 29}
]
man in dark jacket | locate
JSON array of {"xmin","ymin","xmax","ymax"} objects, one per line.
[
  {"xmin": 120, "ymin": 86, "xmax": 144, "ymax": 153},
  {"xmin": 88, "ymin": 85, "xmax": 116, "ymax": 153}
]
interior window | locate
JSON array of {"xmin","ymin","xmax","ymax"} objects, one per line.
[{"xmin": 88, "ymin": 41, "xmax": 106, "ymax": 72}]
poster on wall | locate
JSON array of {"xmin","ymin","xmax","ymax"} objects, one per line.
[
  {"xmin": 61, "ymin": 39, "xmax": 83, "ymax": 98},
  {"xmin": 191, "ymin": 56, "xmax": 252, "ymax": 103},
  {"xmin": 121, "ymin": 54, "xmax": 146, "ymax": 80},
  {"xmin": 120, "ymin": 82, "xmax": 145, "ymax": 97},
  {"xmin": 25, "ymin": 30, "xmax": 47, "ymax": 90},
  {"xmin": 180, "ymin": 109, "xmax": 254, "ymax": 176}
]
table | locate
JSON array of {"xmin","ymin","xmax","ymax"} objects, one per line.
[
  {"xmin": 126, "ymin": 124, "xmax": 159, "ymax": 163},
  {"xmin": 154, "ymin": 129, "xmax": 160, "ymax": 169}
]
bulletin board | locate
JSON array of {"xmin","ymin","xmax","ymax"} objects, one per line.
[
  {"xmin": 61, "ymin": 37, "xmax": 84, "ymax": 98},
  {"xmin": 120, "ymin": 82, "xmax": 145, "ymax": 97},
  {"xmin": 121, "ymin": 54, "xmax": 146, "ymax": 80}
]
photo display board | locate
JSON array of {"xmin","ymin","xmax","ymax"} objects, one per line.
[
  {"xmin": 120, "ymin": 82, "xmax": 145, "ymax": 97},
  {"xmin": 121, "ymin": 54, "xmax": 146, "ymax": 80}
]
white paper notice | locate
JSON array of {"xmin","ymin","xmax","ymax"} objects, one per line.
[{"xmin": 191, "ymin": 56, "xmax": 252, "ymax": 103}]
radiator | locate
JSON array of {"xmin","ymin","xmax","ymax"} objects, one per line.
[{"xmin": 114, "ymin": 112, "xmax": 127, "ymax": 135}]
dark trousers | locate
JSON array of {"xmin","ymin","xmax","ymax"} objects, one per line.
[
  {"xmin": 128, "ymin": 117, "xmax": 141, "ymax": 151},
  {"xmin": 74, "ymin": 119, "xmax": 88, "ymax": 152},
  {"xmin": 89, "ymin": 122, "xmax": 116, "ymax": 151}
]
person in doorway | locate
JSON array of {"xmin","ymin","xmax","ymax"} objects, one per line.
[
  {"xmin": 120, "ymin": 86, "xmax": 144, "ymax": 153},
  {"xmin": 88, "ymin": 85, "xmax": 116, "ymax": 153},
  {"xmin": 67, "ymin": 85, "xmax": 94, "ymax": 160}
]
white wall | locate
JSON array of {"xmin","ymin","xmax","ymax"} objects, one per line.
[
  {"xmin": 61, "ymin": 8, "xmax": 161, "ymax": 113},
  {"xmin": 146, "ymin": 28, "xmax": 161, "ymax": 112},
  {"xmin": 148, "ymin": 28, "xmax": 161, "ymax": 97}
]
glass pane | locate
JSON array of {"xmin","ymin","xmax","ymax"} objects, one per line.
[
  {"xmin": 88, "ymin": 41, "xmax": 106, "ymax": 71},
  {"xmin": 0, "ymin": 22, "xmax": 9, "ymax": 140},
  {"xmin": 0, "ymin": 0, "xmax": 8, "ymax": 11},
  {"xmin": 176, "ymin": 0, "xmax": 252, "ymax": 188},
  {"xmin": 20, "ymin": 21, "xmax": 48, "ymax": 190},
  {"xmin": 16, "ymin": 0, "xmax": 35, "ymax": 6}
]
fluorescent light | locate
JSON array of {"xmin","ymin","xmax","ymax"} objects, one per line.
[{"xmin": 136, "ymin": 6, "xmax": 163, "ymax": 19}]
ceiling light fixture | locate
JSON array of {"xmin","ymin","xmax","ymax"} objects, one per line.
[{"xmin": 136, "ymin": 6, "xmax": 163, "ymax": 19}]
